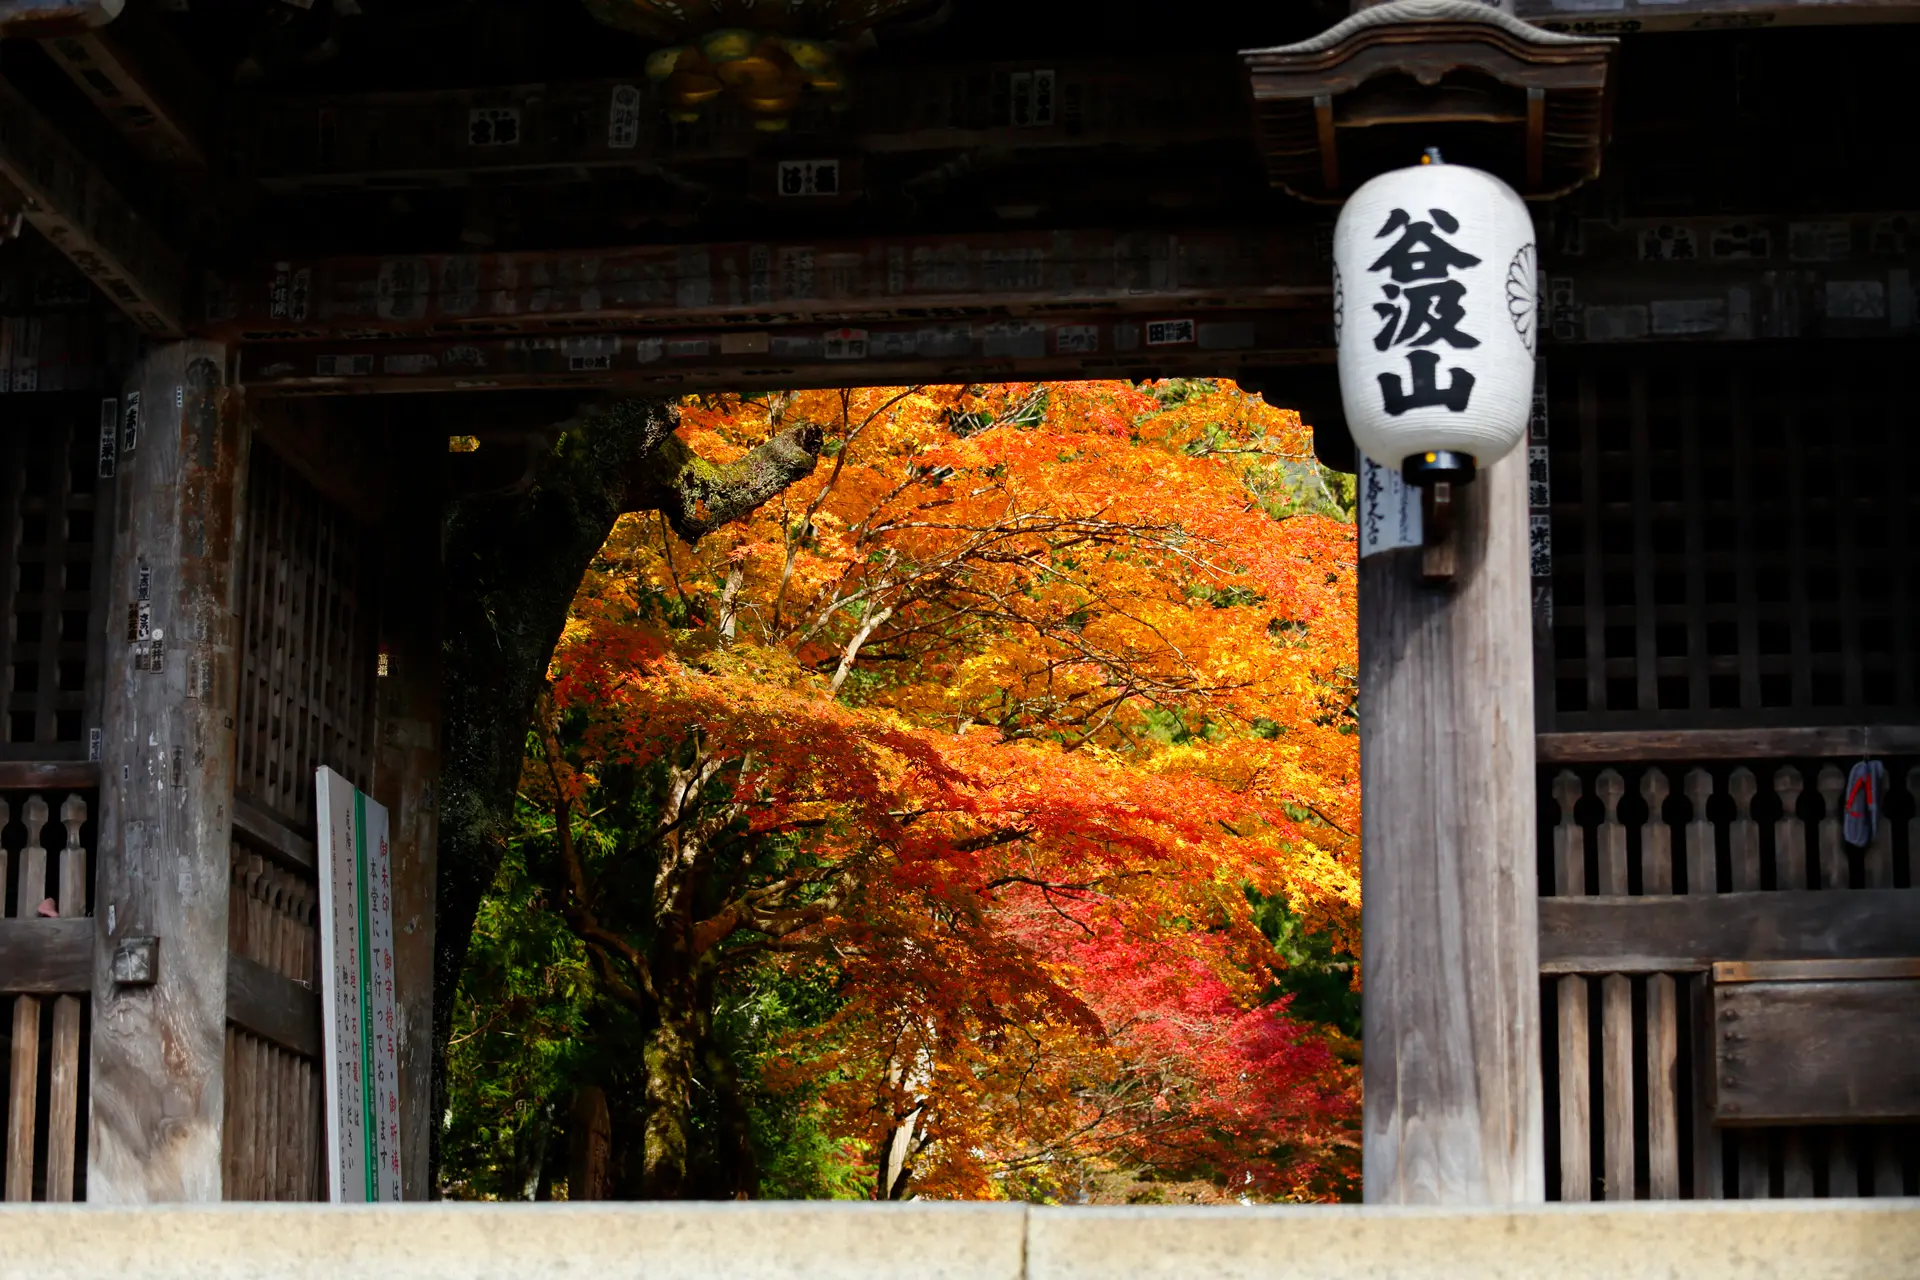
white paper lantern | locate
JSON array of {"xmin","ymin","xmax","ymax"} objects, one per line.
[{"xmin": 1333, "ymin": 160, "xmax": 1537, "ymax": 482}]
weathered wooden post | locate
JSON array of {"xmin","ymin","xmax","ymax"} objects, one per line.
[
  {"xmin": 1358, "ymin": 433, "xmax": 1541, "ymax": 1203},
  {"xmin": 371, "ymin": 428, "xmax": 443, "ymax": 1200},
  {"xmin": 89, "ymin": 342, "xmax": 248, "ymax": 1201}
]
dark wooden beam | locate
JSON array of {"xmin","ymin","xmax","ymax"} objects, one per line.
[
  {"xmin": 1539, "ymin": 890, "xmax": 1920, "ymax": 974},
  {"xmin": 225, "ymin": 952, "xmax": 322, "ymax": 1060},
  {"xmin": 0, "ymin": 760, "xmax": 100, "ymax": 789},
  {"xmin": 1537, "ymin": 726, "xmax": 1920, "ymax": 763},
  {"xmin": 236, "ymin": 305, "xmax": 1332, "ymax": 396},
  {"xmin": 0, "ymin": 918, "xmax": 92, "ymax": 994},
  {"xmin": 232, "ymin": 792, "xmax": 316, "ymax": 873},
  {"xmin": 0, "ymin": 73, "xmax": 184, "ymax": 336},
  {"xmin": 38, "ymin": 4, "xmax": 213, "ymax": 170},
  {"xmin": 228, "ymin": 58, "xmax": 1249, "ymax": 192},
  {"xmin": 0, "ymin": 0, "xmax": 118, "ymax": 37},
  {"xmin": 203, "ymin": 226, "xmax": 1330, "ymax": 344},
  {"xmin": 1519, "ymin": 0, "xmax": 1920, "ymax": 35}
]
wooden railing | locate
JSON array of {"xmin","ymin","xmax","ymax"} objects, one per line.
[
  {"xmin": 1538, "ymin": 752, "xmax": 1918, "ymax": 1203},
  {"xmin": 0, "ymin": 790, "xmax": 92, "ymax": 1203}
]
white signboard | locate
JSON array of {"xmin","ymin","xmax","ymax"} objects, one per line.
[
  {"xmin": 1357, "ymin": 452, "xmax": 1422, "ymax": 558},
  {"xmin": 316, "ymin": 767, "xmax": 402, "ymax": 1202}
]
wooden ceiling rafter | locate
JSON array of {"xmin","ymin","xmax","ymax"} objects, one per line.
[
  {"xmin": 0, "ymin": 71, "xmax": 185, "ymax": 336},
  {"xmin": 1241, "ymin": 0, "xmax": 1615, "ymax": 202},
  {"xmin": 34, "ymin": 2, "xmax": 215, "ymax": 172}
]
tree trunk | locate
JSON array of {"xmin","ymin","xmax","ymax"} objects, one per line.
[{"xmin": 641, "ymin": 962, "xmax": 697, "ymax": 1199}]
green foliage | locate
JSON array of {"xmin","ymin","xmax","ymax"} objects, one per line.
[
  {"xmin": 439, "ymin": 812, "xmax": 598, "ymax": 1200},
  {"xmin": 1246, "ymin": 889, "xmax": 1361, "ymax": 1041}
]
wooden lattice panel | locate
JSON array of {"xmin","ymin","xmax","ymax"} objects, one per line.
[
  {"xmin": 1541, "ymin": 346, "xmax": 1918, "ymax": 731},
  {"xmin": 0, "ymin": 400, "xmax": 111, "ymax": 759},
  {"xmin": 235, "ymin": 444, "xmax": 376, "ymax": 830}
]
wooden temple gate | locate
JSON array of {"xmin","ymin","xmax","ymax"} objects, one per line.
[{"xmin": 0, "ymin": 0, "xmax": 1914, "ymax": 1209}]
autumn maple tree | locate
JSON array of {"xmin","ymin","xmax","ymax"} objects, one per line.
[{"xmin": 443, "ymin": 380, "xmax": 1361, "ymax": 1203}]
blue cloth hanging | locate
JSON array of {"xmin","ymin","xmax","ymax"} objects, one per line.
[{"xmin": 1843, "ymin": 759, "xmax": 1888, "ymax": 848}]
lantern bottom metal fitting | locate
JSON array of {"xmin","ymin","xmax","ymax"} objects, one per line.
[{"xmin": 1400, "ymin": 450, "xmax": 1477, "ymax": 487}]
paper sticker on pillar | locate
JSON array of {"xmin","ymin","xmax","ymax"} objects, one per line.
[
  {"xmin": 564, "ymin": 336, "xmax": 620, "ymax": 371},
  {"xmin": 1788, "ymin": 222, "xmax": 1852, "ymax": 263},
  {"xmin": 917, "ymin": 326, "xmax": 971, "ymax": 357},
  {"xmin": 776, "ymin": 160, "xmax": 842, "ymax": 198},
  {"xmin": 823, "ymin": 328, "xmax": 868, "ymax": 360},
  {"xmin": 1824, "ymin": 280, "xmax": 1887, "ymax": 321},
  {"xmin": 1649, "ymin": 298, "xmax": 1725, "ymax": 336},
  {"xmin": 1056, "ymin": 326, "xmax": 1099, "ymax": 355},
  {"xmin": 375, "ymin": 261, "xmax": 431, "ymax": 321},
  {"xmin": 1528, "ymin": 513, "xmax": 1552, "ymax": 579},
  {"xmin": 1357, "ymin": 454, "xmax": 1420, "ymax": 557},
  {"xmin": 1638, "ymin": 225, "xmax": 1698, "ymax": 262},
  {"xmin": 97, "ymin": 397, "xmax": 117, "ymax": 478},
  {"xmin": 1144, "ymin": 319, "xmax": 1195, "ymax": 346},
  {"xmin": 608, "ymin": 85, "xmax": 641, "ymax": 149},
  {"xmin": 121, "ymin": 390, "xmax": 140, "ymax": 453},
  {"xmin": 467, "ymin": 107, "xmax": 522, "ymax": 147},
  {"xmin": 982, "ymin": 323, "xmax": 1045, "ymax": 358},
  {"xmin": 269, "ymin": 263, "xmax": 314, "ymax": 322},
  {"xmin": 1711, "ymin": 224, "xmax": 1772, "ymax": 260}
]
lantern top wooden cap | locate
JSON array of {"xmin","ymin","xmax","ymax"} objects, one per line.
[{"xmin": 1241, "ymin": 0, "xmax": 1616, "ymax": 203}]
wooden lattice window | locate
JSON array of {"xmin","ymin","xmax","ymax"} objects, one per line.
[
  {"xmin": 235, "ymin": 443, "xmax": 377, "ymax": 830},
  {"xmin": 1541, "ymin": 344, "xmax": 1918, "ymax": 732},
  {"xmin": 0, "ymin": 399, "xmax": 111, "ymax": 759}
]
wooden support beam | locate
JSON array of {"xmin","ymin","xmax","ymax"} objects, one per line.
[
  {"xmin": 1359, "ymin": 447, "xmax": 1541, "ymax": 1203},
  {"xmin": 204, "ymin": 226, "xmax": 1329, "ymax": 344},
  {"xmin": 370, "ymin": 426, "xmax": 444, "ymax": 1199},
  {"xmin": 0, "ymin": 918, "xmax": 92, "ymax": 993},
  {"xmin": 91, "ymin": 341, "xmax": 248, "ymax": 1202},
  {"xmin": 227, "ymin": 59, "xmax": 1249, "ymax": 192},
  {"xmin": 1537, "ymin": 725, "xmax": 1920, "ymax": 763},
  {"xmin": 225, "ymin": 953, "xmax": 321, "ymax": 1061},
  {"xmin": 0, "ymin": 761, "xmax": 100, "ymax": 789},
  {"xmin": 38, "ymin": 4, "xmax": 213, "ymax": 170},
  {"xmin": 1520, "ymin": 0, "xmax": 1920, "ymax": 34},
  {"xmin": 0, "ymin": 73, "xmax": 183, "ymax": 337},
  {"xmin": 0, "ymin": 0, "xmax": 119, "ymax": 36},
  {"xmin": 1539, "ymin": 889, "xmax": 1920, "ymax": 974},
  {"xmin": 236, "ymin": 306, "xmax": 1332, "ymax": 397},
  {"xmin": 231, "ymin": 794, "xmax": 316, "ymax": 874}
]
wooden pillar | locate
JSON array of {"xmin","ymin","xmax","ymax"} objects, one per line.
[
  {"xmin": 89, "ymin": 342, "xmax": 248, "ymax": 1201},
  {"xmin": 1358, "ymin": 444, "xmax": 1542, "ymax": 1204},
  {"xmin": 371, "ymin": 429, "xmax": 441, "ymax": 1200}
]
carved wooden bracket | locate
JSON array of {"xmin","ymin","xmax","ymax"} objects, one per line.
[{"xmin": 1241, "ymin": 0, "xmax": 1616, "ymax": 202}]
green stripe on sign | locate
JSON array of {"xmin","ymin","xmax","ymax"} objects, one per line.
[{"xmin": 355, "ymin": 788, "xmax": 377, "ymax": 1200}]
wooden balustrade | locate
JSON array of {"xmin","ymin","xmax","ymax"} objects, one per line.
[
  {"xmin": 1, "ymin": 791, "xmax": 90, "ymax": 1203},
  {"xmin": 1542, "ymin": 760, "xmax": 1918, "ymax": 1202}
]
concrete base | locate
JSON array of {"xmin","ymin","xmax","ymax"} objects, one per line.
[{"xmin": 0, "ymin": 1200, "xmax": 1914, "ymax": 1279}]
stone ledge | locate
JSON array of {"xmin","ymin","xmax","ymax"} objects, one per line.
[{"xmin": 0, "ymin": 1199, "xmax": 1915, "ymax": 1280}]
